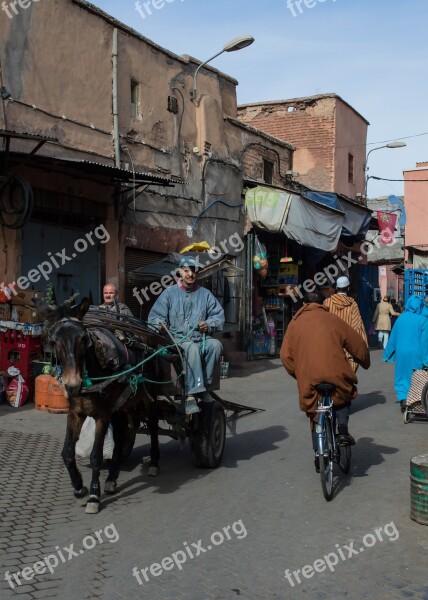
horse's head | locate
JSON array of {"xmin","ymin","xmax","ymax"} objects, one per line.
[{"xmin": 34, "ymin": 297, "xmax": 91, "ymax": 397}]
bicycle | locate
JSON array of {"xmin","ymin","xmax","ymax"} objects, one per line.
[{"xmin": 315, "ymin": 383, "xmax": 351, "ymax": 501}]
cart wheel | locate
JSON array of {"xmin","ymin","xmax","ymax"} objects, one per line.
[
  {"xmin": 403, "ymin": 408, "xmax": 411, "ymax": 425},
  {"xmin": 190, "ymin": 400, "xmax": 226, "ymax": 468},
  {"xmin": 421, "ymin": 383, "xmax": 428, "ymax": 416}
]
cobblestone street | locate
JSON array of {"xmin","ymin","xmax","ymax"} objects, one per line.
[{"xmin": 1, "ymin": 350, "xmax": 427, "ymax": 600}]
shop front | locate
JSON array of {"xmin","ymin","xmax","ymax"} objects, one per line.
[{"xmin": 244, "ymin": 186, "xmax": 372, "ymax": 360}]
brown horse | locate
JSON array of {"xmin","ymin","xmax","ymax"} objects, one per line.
[{"xmin": 36, "ymin": 298, "xmax": 181, "ymax": 514}]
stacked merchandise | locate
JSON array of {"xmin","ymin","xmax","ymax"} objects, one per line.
[{"xmin": 0, "ymin": 289, "xmax": 44, "ymax": 406}]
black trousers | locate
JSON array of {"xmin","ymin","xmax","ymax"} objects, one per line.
[{"xmin": 311, "ymin": 404, "xmax": 351, "ymax": 452}]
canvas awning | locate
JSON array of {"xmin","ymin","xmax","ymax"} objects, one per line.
[
  {"xmin": 301, "ymin": 191, "xmax": 371, "ymax": 241},
  {"xmin": 282, "ymin": 193, "xmax": 344, "ymax": 252},
  {"xmin": 406, "ymin": 246, "xmax": 428, "ymax": 269},
  {"xmin": 245, "ymin": 186, "xmax": 371, "ymax": 252},
  {"xmin": 245, "ymin": 186, "xmax": 293, "ymax": 233}
]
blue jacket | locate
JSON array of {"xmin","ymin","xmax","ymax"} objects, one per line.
[{"xmin": 148, "ymin": 283, "xmax": 225, "ymax": 343}]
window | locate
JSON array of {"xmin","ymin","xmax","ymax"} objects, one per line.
[
  {"xmin": 131, "ymin": 80, "xmax": 139, "ymax": 119},
  {"xmin": 348, "ymin": 153, "xmax": 354, "ymax": 183},
  {"xmin": 263, "ymin": 159, "xmax": 274, "ymax": 184}
]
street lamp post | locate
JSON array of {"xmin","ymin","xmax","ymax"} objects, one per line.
[
  {"xmin": 364, "ymin": 141, "xmax": 406, "ymax": 197},
  {"xmin": 189, "ymin": 35, "xmax": 254, "ymax": 102}
]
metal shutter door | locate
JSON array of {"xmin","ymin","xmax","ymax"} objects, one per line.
[{"xmin": 124, "ymin": 247, "xmax": 167, "ymax": 320}]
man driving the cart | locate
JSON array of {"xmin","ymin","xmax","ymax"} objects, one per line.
[{"xmin": 148, "ymin": 256, "xmax": 225, "ymax": 413}]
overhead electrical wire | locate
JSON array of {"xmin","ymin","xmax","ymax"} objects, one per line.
[{"xmin": 370, "ymin": 176, "xmax": 428, "ymax": 182}]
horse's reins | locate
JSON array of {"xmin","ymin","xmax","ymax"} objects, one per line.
[{"xmin": 50, "ymin": 317, "xmax": 199, "ymax": 391}]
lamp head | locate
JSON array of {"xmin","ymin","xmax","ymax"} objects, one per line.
[
  {"xmin": 190, "ymin": 35, "xmax": 254, "ymax": 102},
  {"xmin": 386, "ymin": 141, "xmax": 406, "ymax": 149},
  {"xmin": 223, "ymin": 35, "xmax": 255, "ymax": 52}
]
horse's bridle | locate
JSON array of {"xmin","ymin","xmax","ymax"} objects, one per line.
[{"xmin": 50, "ymin": 317, "xmax": 89, "ymax": 361}]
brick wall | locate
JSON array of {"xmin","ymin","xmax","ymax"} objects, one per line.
[
  {"xmin": 242, "ymin": 145, "xmax": 292, "ymax": 186},
  {"xmin": 238, "ymin": 97, "xmax": 336, "ymax": 191}
]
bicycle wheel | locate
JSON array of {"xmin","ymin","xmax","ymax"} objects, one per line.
[
  {"xmin": 319, "ymin": 416, "xmax": 334, "ymax": 501},
  {"xmin": 338, "ymin": 444, "xmax": 352, "ymax": 474},
  {"xmin": 421, "ymin": 383, "xmax": 428, "ymax": 416}
]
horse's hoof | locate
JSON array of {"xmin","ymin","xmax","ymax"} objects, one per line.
[
  {"xmin": 85, "ymin": 496, "xmax": 100, "ymax": 514},
  {"xmin": 104, "ymin": 480, "xmax": 117, "ymax": 494},
  {"xmin": 147, "ymin": 465, "xmax": 160, "ymax": 477},
  {"xmin": 74, "ymin": 487, "xmax": 88, "ymax": 499}
]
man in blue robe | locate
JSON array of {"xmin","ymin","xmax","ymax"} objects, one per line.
[
  {"xmin": 383, "ymin": 295, "xmax": 428, "ymax": 411},
  {"xmin": 148, "ymin": 257, "xmax": 224, "ymax": 411}
]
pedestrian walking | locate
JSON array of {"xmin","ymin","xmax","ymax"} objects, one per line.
[
  {"xmin": 383, "ymin": 295, "xmax": 428, "ymax": 412},
  {"xmin": 372, "ymin": 295, "xmax": 399, "ymax": 349},
  {"xmin": 389, "ymin": 297, "xmax": 401, "ymax": 328},
  {"xmin": 323, "ymin": 276, "xmax": 368, "ymax": 372}
]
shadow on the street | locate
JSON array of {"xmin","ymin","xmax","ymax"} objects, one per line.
[
  {"xmin": 228, "ymin": 359, "xmax": 282, "ymax": 379},
  {"xmin": 333, "ymin": 470, "xmax": 353, "ymax": 496},
  {"xmin": 90, "ymin": 424, "xmax": 288, "ymax": 508},
  {"xmin": 351, "ymin": 391, "xmax": 387, "ymax": 414},
  {"xmin": 92, "ymin": 437, "xmax": 214, "ymax": 507},
  {"xmin": 221, "ymin": 425, "xmax": 288, "ymax": 468},
  {"xmin": 349, "ymin": 436, "xmax": 399, "ymax": 478}
]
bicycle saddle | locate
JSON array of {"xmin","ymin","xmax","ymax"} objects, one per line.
[{"xmin": 315, "ymin": 383, "xmax": 336, "ymax": 395}]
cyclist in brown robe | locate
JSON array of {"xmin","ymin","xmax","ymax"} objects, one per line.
[{"xmin": 280, "ymin": 291, "xmax": 370, "ymax": 470}]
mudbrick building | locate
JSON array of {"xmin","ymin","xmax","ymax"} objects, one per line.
[
  {"xmin": 237, "ymin": 94, "xmax": 368, "ymax": 199},
  {"xmin": 404, "ymin": 162, "xmax": 428, "ymax": 270},
  {"xmin": 0, "ymin": 0, "xmax": 292, "ymax": 352},
  {"xmin": 0, "ymin": 1, "xmax": 374, "ymax": 357}
]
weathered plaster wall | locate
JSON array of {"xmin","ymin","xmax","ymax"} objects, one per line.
[
  {"xmin": 334, "ymin": 100, "xmax": 367, "ymax": 197},
  {"xmin": 404, "ymin": 165, "xmax": 428, "ymax": 249}
]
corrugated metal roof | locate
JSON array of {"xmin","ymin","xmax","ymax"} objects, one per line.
[
  {"xmin": 4, "ymin": 151, "xmax": 184, "ymax": 185},
  {"xmin": 75, "ymin": 160, "xmax": 183, "ymax": 184},
  {"xmin": 0, "ymin": 128, "xmax": 58, "ymax": 142}
]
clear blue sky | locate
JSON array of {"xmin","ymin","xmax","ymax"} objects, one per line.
[{"xmin": 91, "ymin": 0, "xmax": 427, "ymax": 199}]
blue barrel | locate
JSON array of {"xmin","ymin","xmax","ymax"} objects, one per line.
[{"xmin": 410, "ymin": 455, "xmax": 428, "ymax": 525}]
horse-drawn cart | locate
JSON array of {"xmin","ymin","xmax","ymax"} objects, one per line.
[
  {"xmin": 80, "ymin": 308, "xmax": 262, "ymax": 471},
  {"xmin": 122, "ymin": 352, "xmax": 261, "ymax": 469},
  {"xmin": 37, "ymin": 301, "xmax": 262, "ymax": 513}
]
